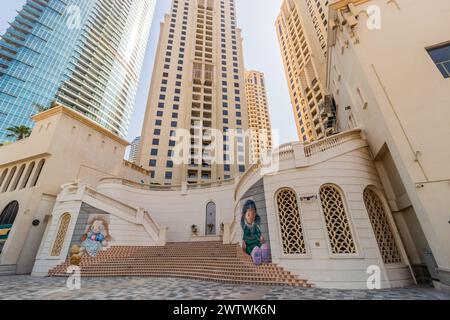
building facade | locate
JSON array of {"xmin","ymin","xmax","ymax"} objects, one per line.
[
  {"xmin": 326, "ymin": 0, "xmax": 450, "ymax": 288},
  {"xmin": 128, "ymin": 136, "xmax": 141, "ymax": 164},
  {"xmin": 0, "ymin": 105, "xmax": 150, "ymax": 274},
  {"xmin": 0, "ymin": 105, "xmax": 416, "ymax": 289},
  {"xmin": 137, "ymin": 0, "xmax": 250, "ymax": 185},
  {"xmin": 244, "ymin": 71, "xmax": 273, "ymax": 163},
  {"xmin": 276, "ymin": 0, "xmax": 336, "ymax": 142},
  {"xmin": 0, "ymin": 0, "xmax": 155, "ymax": 142}
]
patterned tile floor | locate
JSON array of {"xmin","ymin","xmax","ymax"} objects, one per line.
[{"xmin": 0, "ymin": 276, "xmax": 449, "ymax": 300}]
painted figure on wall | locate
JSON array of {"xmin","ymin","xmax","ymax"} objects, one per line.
[
  {"xmin": 241, "ymin": 200, "xmax": 270, "ymax": 265},
  {"xmin": 80, "ymin": 216, "xmax": 111, "ymax": 257}
]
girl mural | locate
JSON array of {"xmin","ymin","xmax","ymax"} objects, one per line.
[
  {"xmin": 80, "ymin": 216, "xmax": 111, "ymax": 257},
  {"xmin": 241, "ymin": 200, "xmax": 270, "ymax": 266}
]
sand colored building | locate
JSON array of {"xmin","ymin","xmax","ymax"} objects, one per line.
[
  {"xmin": 325, "ymin": 0, "xmax": 450, "ymax": 289},
  {"xmin": 0, "ymin": 106, "xmax": 417, "ymax": 289},
  {"xmin": 276, "ymin": 0, "xmax": 336, "ymax": 142},
  {"xmin": 244, "ymin": 71, "xmax": 273, "ymax": 163},
  {"xmin": 0, "ymin": 0, "xmax": 448, "ymax": 292},
  {"xmin": 137, "ymin": 0, "xmax": 250, "ymax": 185},
  {"xmin": 0, "ymin": 106, "xmax": 152, "ymax": 274}
]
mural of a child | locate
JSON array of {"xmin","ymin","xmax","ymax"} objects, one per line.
[
  {"xmin": 241, "ymin": 200, "xmax": 270, "ymax": 266},
  {"xmin": 80, "ymin": 216, "xmax": 111, "ymax": 257}
]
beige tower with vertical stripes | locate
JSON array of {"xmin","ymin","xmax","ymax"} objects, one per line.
[
  {"xmin": 137, "ymin": 0, "xmax": 250, "ymax": 185},
  {"xmin": 276, "ymin": 0, "xmax": 336, "ymax": 143},
  {"xmin": 244, "ymin": 71, "xmax": 273, "ymax": 163}
]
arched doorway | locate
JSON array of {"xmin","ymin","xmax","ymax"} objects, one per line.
[
  {"xmin": 205, "ymin": 202, "xmax": 216, "ymax": 235},
  {"xmin": 0, "ymin": 201, "xmax": 19, "ymax": 254}
]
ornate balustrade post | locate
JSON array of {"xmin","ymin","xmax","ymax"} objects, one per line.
[{"xmin": 293, "ymin": 142, "xmax": 308, "ymax": 168}]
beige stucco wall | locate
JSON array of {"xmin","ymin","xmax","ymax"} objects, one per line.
[
  {"xmin": 96, "ymin": 182, "xmax": 236, "ymax": 242},
  {"xmin": 229, "ymin": 131, "xmax": 415, "ymax": 289},
  {"xmin": 0, "ymin": 107, "xmax": 148, "ymax": 273},
  {"xmin": 327, "ymin": 0, "xmax": 450, "ymax": 283}
]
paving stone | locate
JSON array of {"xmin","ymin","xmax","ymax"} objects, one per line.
[{"xmin": 0, "ymin": 275, "xmax": 449, "ymax": 300}]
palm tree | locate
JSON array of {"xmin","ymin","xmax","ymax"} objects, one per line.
[
  {"xmin": 34, "ymin": 100, "xmax": 59, "ymax": 115},
  {"xmin": 5, "ymin": 125, "xmax": 31, "ymax": 141}
]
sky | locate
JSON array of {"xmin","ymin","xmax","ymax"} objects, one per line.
[{"xmin": 0, "ymin": 0, "xmax": 298, "ymax": 146}]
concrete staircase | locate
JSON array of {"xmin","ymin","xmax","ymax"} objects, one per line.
[{"xmin": 48, "ymin": 241, "xmax": 312, "ymax": 287}]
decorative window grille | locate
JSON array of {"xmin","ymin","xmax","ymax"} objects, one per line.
[
  {"xmin": 276, "ymin": 188, "xmax": 306, "ymax": 254},
  {"xmin": 319, "ymin": 185, "xmax": 356, "ymax": 254},
  {"xmin": 363, "ymin": 188, "xmax": 402, "ymax": 264},
  {"xmin": 51, "ymin": 213, "xmax": 71, "ymax": 257}
]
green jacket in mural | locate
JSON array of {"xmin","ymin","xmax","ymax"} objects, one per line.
[{"xmin": 242, "ymin": 223, "xmax": 262, "ymax": 255}]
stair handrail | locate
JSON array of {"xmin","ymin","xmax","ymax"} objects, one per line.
[
  {"xmin": 62, "ymin": 182, "xmax": 167, "ymax": 247},
  {"xmin": 143, "ymin": 210, "xmax": 167, "ymax": 246},
  {"xmin": 223, "ymin": 200, "xmax": 241, "ymax": 244}
]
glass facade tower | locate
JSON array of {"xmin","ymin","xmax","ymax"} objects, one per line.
[{"xmin": 0, "ymin": 0, "xmax": 155, "ymax": 142}]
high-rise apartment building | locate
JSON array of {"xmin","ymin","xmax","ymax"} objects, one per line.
[
  {"xmin": 276, "ymin": 0, "xmax": 336, "ymax": 143},
  {"xmin": 244, "ymin": 71, "xmax": 272, "ymax": 163},
  {"xmin": 137, "ymin": 0, "xmax": 249, "ymax": 185},
  {"xmin": 0, "ymin": 0, "xmax": 156, "ymax": 141},
  {"xmin": 128, "ymin": 136, "xmax": 141, "ymax": 164}
]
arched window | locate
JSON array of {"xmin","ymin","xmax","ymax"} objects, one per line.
[
  {"xmin": 1, "ymin": 167, "xmax": 16, "ymax": 193},
  {"xmin": 20, "ymin": 162, "xmax": 35, "ymax": 189},
  {"xmin": 363, "ymin": 187, "xmax": 402, "ymax": 264},
  {"xmin": 10, "ymin": 164, "xmax": 26, "ymax": 192},
  {"xmin": 0, "ymin": 201, "xmax": 19, "ymax": 226},
  {"xmin": 276, "ymin": 188, "xmax": 306, "ymax": 254},
  {"xmin": 30, "ymin": 159, "xmax": 45, "ymax": 188},
  {"xmin": 0, "ymin": 169, "xmax": 8, "ymax": 190},
  {"xmin": 51, "ymin": 213, "xmax": 71, "ymax": 257},
  {"xmin": 319, "ymin": 185, "xmax": 356, "ymax": 254}
]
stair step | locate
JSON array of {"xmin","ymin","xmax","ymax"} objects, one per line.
[{"xmin": 49, "ymin": 243, "xmax": 312, "ymax": 287}]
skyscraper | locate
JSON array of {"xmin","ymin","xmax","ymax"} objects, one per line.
[
  {"xmin": 276, "ymin": 0, "xmax": 336, "ymax": 142},
  {"xmin": 128, "ymin": 136, "xmax": 141, "ymax": 164},
  {"xmin": 244, "ymin": 70, "xmax": 272, "ymax": 163},
  {"xmin": 0, "ymin": 0, "xmax": 156, "ymax": 142},
  {"xmin": 137, "ymin": 0, "xmax": 249, "ymax": 185}
]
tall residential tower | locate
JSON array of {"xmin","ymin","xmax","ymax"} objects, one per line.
[
  {"xmin": 244, "ymin": 70, "xmax": 272, "ymax": 163},
  {"xmin": 137, "ymin": 0, "xmax": 249, "ymax": 185},
  {"xmin": 0, "ymin": 0, "xmax": 156, "ymax": 141},
  {"xmin": 128, "ymin": 136, "xmax": 141, "ymax": 164},
  {"xmin": 276, "ymin": 0, "xmax": 335, "ymax": 142}
]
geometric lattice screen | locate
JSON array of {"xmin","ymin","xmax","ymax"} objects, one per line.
[
  {"xmin": 319, "ymin": 185, "xmax": 357, "ymax": 254},
  {"xmin": 51, "ymin": 213, "xmax": 71, "ymax": 257},
  {"xmin": 363, "ymin": 188, "xmax": 402, "ymax": 264},
  {"xmin": 276, "ymin": 188, "xmax": 306, "ymax": 254}
]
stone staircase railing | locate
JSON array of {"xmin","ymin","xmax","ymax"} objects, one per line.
[
  {"xmin": 223, "ymin": 201, "xmax": 241, "ymax": 245},
  {"xmin": 59, "ymin": 183, "xmax": 167, "ymax": 246},
  {"xmin": 234, "ymin": 129, "xmax": 366, "ymax": 201},
  {"xmin": 304, "ymin": 129, "xmax": 361, "ymax": 157}
]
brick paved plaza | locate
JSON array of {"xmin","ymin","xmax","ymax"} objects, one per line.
[{"xmin": 0, "ymin": 276, "xmax": 449, "ymax": 300}]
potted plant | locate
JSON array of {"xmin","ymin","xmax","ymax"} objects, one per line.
[
  {"xmin": 220, "ymin": 223, "xmax": 225, "ymax": 235},
  {"xmin": 191, "ymin": 224, "xmax": 198, "ymax": 236},
  {"xmin": 207, "ymin": 223, "xmax": 215, "ymax": 234}
]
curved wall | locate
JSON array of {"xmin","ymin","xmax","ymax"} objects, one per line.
[
  {"xmin": 232, "ymin": 135, "xmax": 415, "ymax": 289},
  {"xmin": 97, "ymin": 182, "xmax": 236, "ymax": 242}
]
